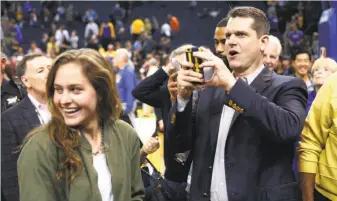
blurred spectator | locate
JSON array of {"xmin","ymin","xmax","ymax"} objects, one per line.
[
  {"xmin": 46, "ymin": 36, "xmax": 59, "ymax": 57},
  {"xmin": 168, "ymin": 14, "xmax": 180, "ymax": 32},
  {"xmin": 65, "ymin": 4, "xmax": 74, "ymax": 24},
  {"xmin": 39, "ymin": 33, "xmax": 49, "ymax": 53},
  {"xmin": 101, "ymin": 43, "xmax": 116, "ymax": 64},
  {"xmin": 87, "ymin": 35, "xmax": 100, "ymax": 51},
  {"xmin": 268, "ymin": 11, "xmax": 279, "ymax": 36},
  {"xmin": 1, "ymin": 17, "xmax": 12, "ymax": 38},
  {"xmin": 85, "ymin": 17, "xmax": 99, "ymax": 43},
  {"xmin": 99, "ymin": 18, "xmax": 116, "ymax": 50},
  {"xmin": 288, "ymin": 23, "xmax": 304, "ymax": 57},
  {"xmin": 53, "ymin": 2, "xmax": 65, "ymax": 23},
  {"xmin": 278, "ymin": 55, "xmax": 294, "ymax": 75},
  {"xmin": 28, "ymin": 9, "xmax": 38, "ymax": 27},
  {"xmin": 23, "ymin": 1, "xmax": 32, "ymax": 15},
  {"xmin": 40, "ymin": 6, "xmax": 52, "ymax": 28},
  {"xmin": 189, "ymin": 1, "xmax": 198, "ymax": 10},
  {"xmin": 160, "ymin": 22, "xmax": 171, "ymax": 38},
  {"xmin": 297, "ymin": 11, "xmax": 304, "ymax": 30},
  {"xmin": 48, "ymin": 23, "xmax": 57, "ymax": 38},
  {"xmin": 132, "ymin": 37, "xmax": 142, "ymax": 52},
  {"xmin": 311, "ymin": 32, "xmax": 319, "ymax": 59},
  {"xmin": 130, "ymin": 17, "xmax": 145, "ymax": 42},
  {"xmin": 111, "ymin": 3, "xmax": 125, "ymax": 21},
  {"xmin": 27, "ymin": 41, "xmax": 42, "ymax": 54},
  {"xmin": 82, "ymin": 8, "xmax": 99, "ymax": 23},
  {"xmin": 125, "ymin": 40, "xmax": 132, "ymax": 53},
  {"xmin": 159, "ymin": 36, "xmax": 171, "ymax": 54},
  {"xmin": 142, "ymin": 34, "xmax": 157, "ymax": 55},
  {"xmin": 151, "ymin": 16, "xmax": 159, "ymax": 36},
  {"xmin": 55, "ymin": 24, "xmax": 70, "ymax": 47},
  {"xmin": 12, "ymin": 47, "xmax": 24, "ymax": 59},
  {"xmin": 12, "ymin": 19, "xmax": 23, "ymax": 44},
  {"xmin": 70, "ymin": 30, "xmax": 79, "ymax": 49},
  {"xmin": 9, "ymin": 38, "xmax": 21, "ymax": 56},
  {"xmin": 144, "ymin": 18, "xmax": 152, "ymax": 36},
  {"xmin": 267, "ymin": 1, "xmax": 277, "ymax": 17},
  {"xmin": 15, "ymin": 5, "xmax": 24, "ymax": 27},
  {"xmin": 115, "ymin": 20, "xmax": 127, "ymax": 42}
]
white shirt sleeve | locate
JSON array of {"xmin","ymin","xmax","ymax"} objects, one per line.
[{"xmin": 177, "ymin": 97, "xmax": 189, "ymax": 112}]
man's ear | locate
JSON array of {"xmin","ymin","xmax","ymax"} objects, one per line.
[
  {"xmin": 259, "ymin": 35, "xmax": 269, "ymax": 52},
  {"xmin": 20, "ymin": 76, "xmax": 30, "ymax": 88}
]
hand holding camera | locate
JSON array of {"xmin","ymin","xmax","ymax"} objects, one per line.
[{"xmin": 176, "ymin": 46, "xmax": 236, "ymax": 101}]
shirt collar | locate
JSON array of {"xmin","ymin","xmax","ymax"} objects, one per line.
[
  {"xmin": 28, "ymin": 93, "xmax": 47, "ymax": 110},
  {"xmin": 234, "ymin": 65, "xmax": 265, "ymax": 85}
]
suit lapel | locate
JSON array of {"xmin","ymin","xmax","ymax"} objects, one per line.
[
  {"xmin": 208, "ymin": 87, "xmax": 227, "ymax": 150},
  {"xmin": 19, "ymin": 97, "xmax": 41, "ymax": 128},
  {"xmin": 229, "ymin": 67, "xmax": 273, "ymax": 129}
]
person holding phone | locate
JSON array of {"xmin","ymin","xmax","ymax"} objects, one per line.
[{"xmin": 166, "ymin": 6, "xmax": 307, "ymax": 201}]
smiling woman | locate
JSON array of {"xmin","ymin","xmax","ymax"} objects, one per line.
[{"xmin": 17, "ymin": 48, "xmax": 145, "ymax": 201}]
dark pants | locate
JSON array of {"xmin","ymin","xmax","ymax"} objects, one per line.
[{"xmin": 314, "ymin": 189, "xmax": 331, "ymax": 201}]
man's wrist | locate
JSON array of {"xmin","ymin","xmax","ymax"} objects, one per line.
[
  {"xmin": 223, "ymin": 76, "xmax": 237, "ymax": 92},
  {"xmin": 177, "ymin": 93, "xmax": 190, "ymax": 101}
]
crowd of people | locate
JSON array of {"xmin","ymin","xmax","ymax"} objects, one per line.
[{"xmin": 1, "ymin": 2, "xmax": 337, "ymax": 201}]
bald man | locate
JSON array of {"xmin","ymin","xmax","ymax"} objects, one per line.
[
  {"xmin": 113, "ymin": 48, "xmax": 137, "ymax": 126},
  {"xmin": 263, "ymin": 35, "xmax": 282, "ymax": 72}
]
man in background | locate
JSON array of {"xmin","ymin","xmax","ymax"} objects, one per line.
[
  {"xmin": 2, "ymin": 53, "xmax": 52, "ymax": 201},
  {"xmin": 263, "ymin": 35, "xmax": 282, "ymax": 72}
]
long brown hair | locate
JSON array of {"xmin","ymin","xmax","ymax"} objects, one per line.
[{"xmin": 24, "ymin": 48, "xmax": 122, "ymax": 183}]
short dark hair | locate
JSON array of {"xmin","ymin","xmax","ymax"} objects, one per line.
[
  {"xmin": 216, "ymin": 17, "xmax": 228, "ymax": 27},
  {"xmin": 16, "ymin": 53, "xmax": 45, "ymax": 78},
  {"xmin": 292, "ymin": 49, "xmax": 312, "ymax": 61},
  {"xmin": 227, "ymin": 6, "xmax": 270, "ymax": 37}
]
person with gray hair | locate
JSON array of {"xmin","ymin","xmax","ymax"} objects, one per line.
[
  {"xmin": 113, "ymin": 48, "xmax": 137, "ymax": 127},
  {"xmin": 263, "ymin": 35, "xmax": 282, "ymax": 72},
  {"xmin": 2, "ymin": 53, "xmax": 52, "ymax": 201}
]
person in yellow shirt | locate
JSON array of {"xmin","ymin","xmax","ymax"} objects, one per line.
[
  {"xmin": 130, "ymin": 17, "xmax": 145, "ymax": 42},
  {"xmin": 298, "ymin": 71, "xmax": 337, "ymax": 201},
  {"xmin": 46, "ymin": 36, "xmax": 59, "ymax": 58}
]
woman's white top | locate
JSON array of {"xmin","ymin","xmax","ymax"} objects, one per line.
[{"xmin": 93, "ymin": 153, "xmax": 114, "ymax": 201}]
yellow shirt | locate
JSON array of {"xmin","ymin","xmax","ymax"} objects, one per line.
[
  {"xmin": 298, "ymin": 72, "xmax": 337, "ymax": 200},
  {"xmin": 131, "ymin": 19, "xmax": 145, "ymax": 34}
]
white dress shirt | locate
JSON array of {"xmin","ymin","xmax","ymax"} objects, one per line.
[
  {"xmin": 177, "ymin": 65, "xmax": 265, "ymax": 201},
  {"xmin": 28, "ymin": 94, "xmax": 51, "ymax": 124}
]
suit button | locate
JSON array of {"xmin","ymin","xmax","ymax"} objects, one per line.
[
  {"xmin": 208, "ymin": 165, "xmax": 212, "ymax": 169},
  {"xmin": 227, "ymin": 164, "xmax": 232, "ymax": 167},
  {"xmin": 230, "ymin": 192, "xmax": 237, "ymax": 196},
  {"xmin": 203, "ymin": 193, "xmax": 209, "ymax": 197}
]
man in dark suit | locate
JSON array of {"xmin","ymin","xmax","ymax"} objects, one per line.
[
  {"xmin": 167, "ymin": 6, "xmax": 307, "ymax": 201},
  {"xmin": 1, "ymin": 53, "xmax": 52, "ymax": 201}
]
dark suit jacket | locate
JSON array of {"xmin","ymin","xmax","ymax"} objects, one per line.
[
  {"xmin": 132, "ymin": 68, "xmax": 191, "ymax": 182},
  {"xmin": 167, "ymin": 67, "xmax": 308, "ymax": 201},
  {"xmin": 1, "ymin": 97, "xmax": 41, "ymax": 201}
]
